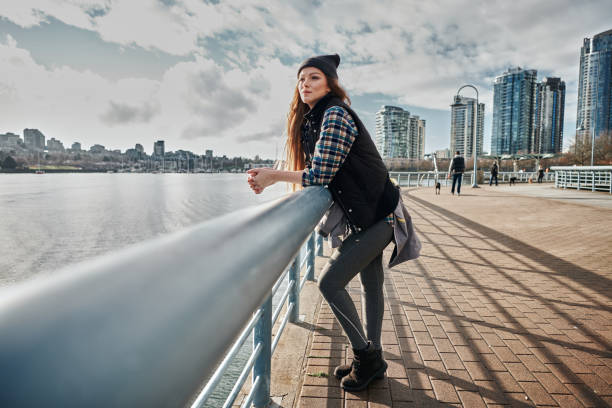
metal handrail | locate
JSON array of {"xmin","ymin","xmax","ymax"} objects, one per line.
[
  {"xmin": 389, "ymin": 170, "xmax": 555, "ymax": 188},
  {"xmin": 0, "ymin": 186, "xmax": 333, "ymax": 408}
]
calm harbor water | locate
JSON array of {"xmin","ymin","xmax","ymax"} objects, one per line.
[
  {"xmin": 0, "ymin": 173, "xmax": 286, "ymax": 286},
  {"xmin": 0, "ymin": 172, "xmax": 289, "ymax": 407}
]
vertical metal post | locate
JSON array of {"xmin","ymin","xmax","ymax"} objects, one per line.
[
  {"xmin": 609, "ymin": 171, "xmax": 611, "ymax": 194},
  {"xmin": 554, "ymin": 171, "xmax": 558, "ymax": 188},
  {"xmin": 577, "ymin": 171, "xmax": 581, "ymax": 190},
  {"xmin": 397, "ymin": 173, "xmax": 401, "ymax": 187},
  {"xmin": 253, "ymin": 294, "xmax": 272, "ymax": 408},
  {"xmin": 288, "ymin": 257, "xmax": 300, "ymax": 323},
  {"xmin": 316, "ymin": 234, "xmax": 323, "ymax": 256},
  {"xmin": 307, "ymin": 232, "xmax": 316, "ymax": 281}
]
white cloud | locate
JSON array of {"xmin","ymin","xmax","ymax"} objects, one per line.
[
  {"xmin": 1, "ymin": 0, "xmax": 611, "ymax": 154},
  {"xmin": 0, "ymin": 34, "xmax": 294, "ymax": 156}
]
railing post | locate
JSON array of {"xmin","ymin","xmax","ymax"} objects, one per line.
[
  {"xmin": 288, "ymin": 256, "xmax": 300, "ymax": 323},
  {"xmin": 592, "ymin": 171, "xmax": 595, "ymax": 192},
  {"xmin": 307, "ymin": 232, "xmax": 316, "ymax": 281},
  {"xmin": 397, "ymin": 173, "xmax": 401, "ymax": 187},
  {"xmin": 253, "ymin": 294, "xmax": 272, "ymax": 408},
  {"xmin": 609, "ymin": 171, "xmax": 612, "ymax": 194},
  {"xmin": 316, "ymin": 234, "xmax": 324, "ymax": 256},
  {"xmin": 577, "ymin": 171, "xmax": 581, "ymax": 191}
]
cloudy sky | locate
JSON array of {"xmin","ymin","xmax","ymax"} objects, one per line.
[{"xmin": 1, "ymin": 1, "xmax": 611, "ymax": 158}]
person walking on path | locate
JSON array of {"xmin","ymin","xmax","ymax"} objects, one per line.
[
  {"xmin": 538, "ymin": 165, "xmax": 544, "ymax": 183},
  {"xmin": 246, "ymin": 54, "xmax": 420, "ymax": 392},
  {"xmin": 448, "ymin": 150, "xmax": 465, "ymax": 195},
  {"xmin": 490, "ymin": 161, "xmax": 499, "ymax": 186}
]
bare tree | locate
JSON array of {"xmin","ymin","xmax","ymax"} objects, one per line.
[
  {"xmin": 594, "ymin": 132, "xmax": 612, "ymax": 164},
  {"xmin": 567, "ymin": 135, "xmax": 591, "ymax": 165}
]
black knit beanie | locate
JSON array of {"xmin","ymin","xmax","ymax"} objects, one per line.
[{"xmin": 297, "ymin": 54, "xmax": 340, "ymax": 79}]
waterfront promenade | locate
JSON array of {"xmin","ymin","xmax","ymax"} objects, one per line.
[{"xmin": 280, "ymin": 185, "xmax": 612, "ymax": 407}]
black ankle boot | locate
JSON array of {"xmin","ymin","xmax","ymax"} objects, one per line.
[
  {"xmin": 334, "ymin": 346, "xmax": 386, "ymax": 380},
  {"xmin": 340, "ymin": 343, "xmax": 387, "ymax": 391},
  {"xmin": 333, "ymin": 361, "xmax": 353, "ymax": 380}
]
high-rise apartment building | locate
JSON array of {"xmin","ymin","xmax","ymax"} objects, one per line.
[
  {"xmin": 435, "ymin": 148, "xmax": 451, "ymax": 159},
  {"xmin": 90, "ymin": 144, "xmax": 105, "ymax": 153},
  {"xmin": 375, "ymin": 106, "xmax": 408, "ymax": 158},
  {"xmin": 534, "ymin": 77, "xmax": 565, "ymax": 154},
  {"xmin": 24, "ymin": 128, "xmax": 45, "ymax": 150},
  {"xmin": 154, "ymin": 140, "xmax": 165, "ymax": 156},
  {"xmin": 491, "ymin": 67, "xmax": 538, "ymax": 155},
  {"xmin": 576, "ymin": 29, "xmax": 612, "ymax": 141},
  {"xmin": 0, "ymin": 132, "xmax": 21, "ymax": 149},
  {"xmin": 407, "ymin": 115, "xmax": 426, "ymax": 160},
  {"xmin": 46, "ymin": 137, "xmax": 65, "ymax": 152},
  {"xmin": 450, "ymin": 95, "xmax": 484, "ymax": 158},
  {"xmin": 71, "ymin": 142, "xmax": 82, "ymax": 151},
  {"xmin": 375, "ymin": 106, "xmax": 425, "ymax": 159}
]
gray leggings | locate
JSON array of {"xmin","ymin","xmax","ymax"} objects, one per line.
[{"xmin": 318, "ymin": 220, "xmax": 393, "ymax": 350}]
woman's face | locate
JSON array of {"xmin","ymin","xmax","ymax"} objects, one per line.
[{"xmin": 298, "ymin": 67, "xmax": 331, "ymax": 109}]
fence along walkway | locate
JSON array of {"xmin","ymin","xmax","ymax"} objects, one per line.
[
  {"xmin": 552, "ymin": 166, "xmax": 612, "ymax": 193},
  {"xmin": 297, "ymin": 186, "xmax": 612, "ymax": 407}
]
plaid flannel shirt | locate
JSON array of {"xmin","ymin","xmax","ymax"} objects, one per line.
[{"xmin": 301, "ymin": 106, "xmax": 393, "ymax": 226}]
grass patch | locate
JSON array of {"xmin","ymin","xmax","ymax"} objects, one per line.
[{"xmin": 306, "ymin": 372, "xmax": 328, "ymax": 378}]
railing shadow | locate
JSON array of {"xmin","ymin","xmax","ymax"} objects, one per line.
[
  {"xmin": 406, "ymin": 192, "xmax": 612, "ymax": 315},
  {"xmin": 397, "ymin": 191, "xmax": 610, "ymax": 406}
]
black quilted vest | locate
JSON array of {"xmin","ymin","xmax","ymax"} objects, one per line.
[{"xmin": 301, "ymin": 93, "xmax": 399, "ymax": 233}]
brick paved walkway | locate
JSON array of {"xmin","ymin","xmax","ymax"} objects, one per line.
[{"xmin": 297, "ymin": 186, "xmax": 612, "ymax": 407}]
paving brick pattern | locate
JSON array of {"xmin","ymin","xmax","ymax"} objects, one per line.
[{"xmin": 297, "ymin": 187, "xmax": 612, "ymax": 407}]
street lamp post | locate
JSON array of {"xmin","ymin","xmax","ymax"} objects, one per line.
[
  {"xmin": 591, "ymin": 103, "xmax": 596, "ymax": 167},
  {"xmin": 456, "ymin": 84, "xmax": 480, "ymax": 187}
]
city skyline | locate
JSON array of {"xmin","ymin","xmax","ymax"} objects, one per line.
[
  {"xmin": 1, "ymin": 2, "xmax": 611, "ymax": 158},
  {"xmin": 1, "ymin": 127, "xmax": 223, "ymax": 157}
]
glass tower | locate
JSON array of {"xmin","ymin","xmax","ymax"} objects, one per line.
[
  {"xmin": 491, "ymin": 67, "xmax": 538, "ymax": 155},
  {"xmin": 375, "ymin": 106, "xmax": 408, "ymax": 158},
  {"xmin": 576, "ymin": 29, "xmax": 612, "ymax": 141},
  {"xmin": 450, "ymin": 95, "xmax": 484, "ymax": 158},
  {"xmin": 407, "ymin": 115, "xmax": 426, "ymax": 160},
  {"xmin": 375, "ymin": 106, "xmax": 425, "ymax": 159},
  {"xmin": 534, "ymin": 77, "xmax": 565, "ymax": 154}
]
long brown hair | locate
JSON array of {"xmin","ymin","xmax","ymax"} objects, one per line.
[{"xmin": 285, "ymin": 76, "xmax": 351, "ymax": 175}]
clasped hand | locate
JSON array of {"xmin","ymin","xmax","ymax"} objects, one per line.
[{"xmin": 247, "ymin": 168, "xmax": 276, "ymax": 194}]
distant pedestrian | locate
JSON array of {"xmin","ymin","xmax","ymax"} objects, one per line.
[
  {"xmin": 537, "ymin": 165, "xmax": 544, "ymax": 183},
  {"xmin": 490, "ymin": 162, "xmax": 499, "ymax": 186},
  {"xmin": 448, "ymin": 151, "xmax": 465, "ymax": 195}
]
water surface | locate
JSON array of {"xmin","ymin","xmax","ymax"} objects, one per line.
[{"xmin": 0, "ymin": 173, "xmax": 286, "ymax": 286}]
